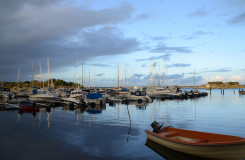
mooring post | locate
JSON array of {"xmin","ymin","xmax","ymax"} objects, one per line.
[
  {"xmin": 223, "ymin": 89, "xmax": 224, "ymax": 95},
  {"xmin": 210, "ymin": 87, "xmax": 211, "ymax": 95}
]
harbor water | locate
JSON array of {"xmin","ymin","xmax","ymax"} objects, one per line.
[{"xmin": 0, "ymin": 88, "xmax": 245, "ymax": 160}]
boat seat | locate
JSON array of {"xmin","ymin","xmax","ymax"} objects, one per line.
[
  {"xmin": 160, "ymin": 131, "xmax": 179, "ymax": 137},
  {"xmin": 189, "ymin": 138, "xmax": 209, "ymax": 143}
]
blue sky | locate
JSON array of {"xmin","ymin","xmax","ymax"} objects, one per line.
[{"xmin": 0, "ymin": 0, "xmax": 245, "ymax": 87}]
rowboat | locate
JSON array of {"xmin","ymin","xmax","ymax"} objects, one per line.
[
  {"xmin": 19, "ymin": 101, "xmax": 39, "ymax": 112},
  {"xmin": 145, "ymin": 121, "xmax": 245, "ymax": 160},
  {"xmin": 145, "ymin": 139, "xmax": 209, "ymax": 160}
]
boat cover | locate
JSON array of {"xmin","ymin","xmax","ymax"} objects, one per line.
[{"xmin": 86, "ymin": 93, "xmax": 102, "ymax": 99}]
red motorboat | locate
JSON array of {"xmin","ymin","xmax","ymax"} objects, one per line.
[{"xmin": 19, "ymin": 101, "xmax": 39, "ymax": 112}]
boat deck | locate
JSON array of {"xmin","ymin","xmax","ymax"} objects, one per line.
[{"xmin": 159, "ymin": 130, "xmax": 209, "ymax": 143}]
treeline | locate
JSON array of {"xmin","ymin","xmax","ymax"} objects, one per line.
[
  {"xmin": 208, "ymin": 81, "xmax": 240, "ymax": 85},
  {"xmin": 3, "ymin": 79, "xmax": 78, "ymax": 89}
]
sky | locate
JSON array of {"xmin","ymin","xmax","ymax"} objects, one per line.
[{"xmin": 0, "ymin": 0, "xmax": 245, "ymax": 87}]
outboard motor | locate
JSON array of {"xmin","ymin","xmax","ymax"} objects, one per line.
[{"xmin": 151, "ymin": 121, "xmax": 163, "ymax": 133}]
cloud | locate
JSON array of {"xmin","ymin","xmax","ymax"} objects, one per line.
[
  {"xmin": 228, "ymin": 12, "xmax": 245, "ymax": 24},
  {"xmin": 193, "ymin": 31, "xmax": 213, "ymax": 35},
  {"xmin": 0, "ymin": 1, "xmax": 140, "ymax": 81},
  {"xmin": 168, "ymin": 63, "xmax": 191, "ymax": 68},
  {"xmin": 184, "ymin": 30, "xmax": 214, "ymax": 40},
  {"xmin": 203, "ymin": 75, "xmax": 225, "ymax": 83},
  {"xmin": 133, "ymin": 13, "xmax": 151, "ymax": 21},
  {"xmin": 205, "ymin": 68, "xmax": 232, "ymax": 73},
  {"xmin": 228, "ymin": 75, "xmax": 244, "ymax": 82},
  {"xmin": 187, "ymin": 7, "xmax": 207, "ymax": 17},
  {"xmin": 136, "ymin": 54, "xmax": 171, "ymax": 62},
  {"xmin": 171, "ymin": 75, "xmax": 203, "ymax": 86},
  {"xmin": 168, "ymin": 74, "xmax": 184, "ymax": 80},
  {"xmin": 96, "ymin": 73, "xmax": 104, "ymax": 77},
  {"xmin": 150, "ymin": 44, "xmax": 192, "ymax": 54},
  {"xmin": 132, "ymin": 73, "xmax": 144, "ymax": 78},
  {"xmin": 144, "ymin": 35, "xmax": 169, "ymax": 41},
  {"xmin": 141, "ymin": 63, "xmax": 147, "ymax": 68}
]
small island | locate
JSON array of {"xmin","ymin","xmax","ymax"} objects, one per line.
[{"xmin": 197, "ymin": 81, "xmax": 245, "ymax": 89}]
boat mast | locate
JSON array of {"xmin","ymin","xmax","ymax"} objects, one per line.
[
  {"xmin": 47, "ymin": 59, "xmax": 49, "ymax": 87},
  {"xmin": 158, "ymin": 61, "xmax": 161, "ymax": 86},
  {"xmin": 47, "ymin": 58, "xmax": 54, "ymax": 88},
  {"xmin": 39, "ymin": 62, "xmax": 42, "ymax": 88},
  {"xmin": 89, "ymin": 64, "xmax": 90, "ymax": 89},
  {"xmin": 124, "ymin": 64, "xmax": 126, "ymax": 88},
  {"xmin": 32, "ymin": 63, "xmax": 34, "ymax": 87},
  {"xmin": 82, "ymin": 62, "xmax": 84, "ymax": 88},
  {"xmin": 0, "ymin": 73, "xmax": 2, "ymax": 95},
  {"xmin": 164, "ymin": 59, "xmax": 166, "ymax": 88},
  {"xmin": 17, "ymin": 67, "xmax": 20, "ymax": 93},
  {"xmin": 154, "ymin": 60, "xmax": 156, "ymax": 87},
  {"xmin": 166, "ymin": 64, "xmax": 168, "ymax": 87},
  {"xmin": 76, "ymin": 61, "xmax": 79, "ymax": 89},
  {"xmin": 194, "ymin": 69, "xmax": 195, "ymax": 89},
  {"xmin": 93, "ymin": 64, "xmax": 95, "ymax": 88},
  {"xmin": 118, "ymin": 63, "xmax": 120, "ymax": 88}
]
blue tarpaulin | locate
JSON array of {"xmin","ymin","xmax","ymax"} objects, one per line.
[
  {"xmin": 86, "ymin": 93, "xmax": 102, "ymax": 99},
  {"xmin": 121, "ymin": 88, "xmax": 128, "ymax": 91}
]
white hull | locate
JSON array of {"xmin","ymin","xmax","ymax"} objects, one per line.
[{"xmin": 29, "ymin": 96, "xmax": 56, "ymax": 102}]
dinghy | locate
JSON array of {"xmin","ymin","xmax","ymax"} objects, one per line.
[{"xmin": 145, "ymin": 121, "xmax": 245, "ymax": 160}]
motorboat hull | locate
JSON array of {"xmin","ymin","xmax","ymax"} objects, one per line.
[{"xmin": 145, "ymin": 127, "xmax": 245, "ymax": 160}]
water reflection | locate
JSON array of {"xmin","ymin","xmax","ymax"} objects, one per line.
[
  {"xmin": 145, "ymin": 139, "xmax": 210, "ymax": 160},
  {"xmin": 126, "ymin": 104, "xmax": 131, "ymax": 143}
]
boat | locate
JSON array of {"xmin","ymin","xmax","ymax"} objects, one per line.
[
  {"xmin": 125, "ymin": 91, "xmax": 152, "ymax": 103},
  {"xmin": 29, "ymin": 88, "xmax": 57, "ymax": 102},
  {"xmin": 70, "ymin": 89, "xmax": 83, "ymax": 98},
  {"xmin": 19, "ymin": 101, "xmax": 39, "ymax": 112},
  {"xmin": 85, "ymin": 93, "xmax": 106, "ymax": 106},
  {"xmin": 55, "ymin": 88, "xmax": 70, "ymax": 97},
  {"xmin": 145, "ymin": 121, "xmax": 245, "ymax": 160},
  {"xmin": 239, "ymin": 89, "xmax": 245, "ymax": 95}
]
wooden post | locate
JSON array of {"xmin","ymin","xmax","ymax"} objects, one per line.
[
  {"xmin": 210, "ymin": 87, "xmax": 211, "ymax": 95},
  {"xmin": 223, "ymin": 89, "xmax": 224, "ymax": 95}
]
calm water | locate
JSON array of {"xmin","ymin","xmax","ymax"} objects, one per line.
[{"xmin": 0, "ymin": 88, "xmax": 245, "ymax": 160}]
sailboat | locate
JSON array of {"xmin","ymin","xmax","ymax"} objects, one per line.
[{"xmin": 29, "ymin": 59, "xmax": 58, "ymax": 102}]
